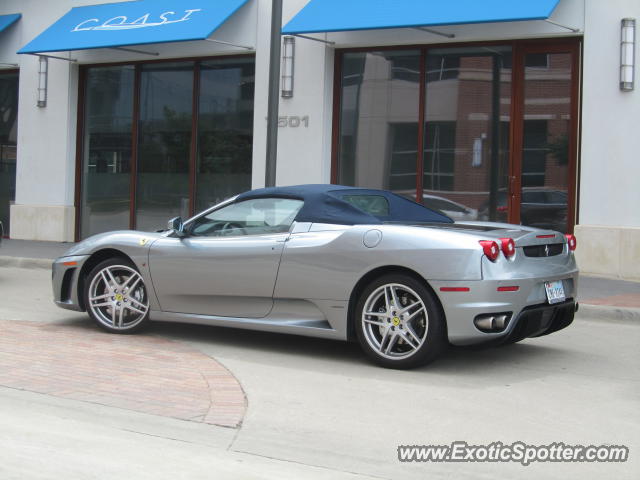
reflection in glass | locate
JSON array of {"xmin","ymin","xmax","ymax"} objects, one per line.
[
  {"xmin": 0, "ymin": 72, "xmax": 17, "ymax": 236},
  {"xmin": 81, "ymin": 67, "xmax": 133, "ymax": 238},
  {"xmin": 137, "ymin": 62, "xmax": 193, "ymax": 232},
  {"xmin": 196, "ymin": 58, "xmax": 254, "ymax": 211},
  {"xmin": 424, "ymin": 46, "xmax": 512, "ymax": 223},
  {"xmin": 338, "ymin": 50, "xmax": 420, "ymax": 196},
  {"xmin": 521, "ymin": 52, "xmax": 571, "ymax": 233}
]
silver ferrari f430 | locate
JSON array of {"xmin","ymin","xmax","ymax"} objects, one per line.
[{"xmin": 52, "ymin": 185, "xmax": 578, "ymax": 369}]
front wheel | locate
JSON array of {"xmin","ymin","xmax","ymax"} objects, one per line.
[
  {"xmin": 84, "ymin": 258, "xmax": 150, "ymax": 333},
  {"xmin": 355, "ymin": 274, "xmax": 446, "ymax": 369}
]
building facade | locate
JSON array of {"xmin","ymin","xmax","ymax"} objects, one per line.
[{"xmin": 0, "ymin": 0, "xmax": 638, "ymax": 280}]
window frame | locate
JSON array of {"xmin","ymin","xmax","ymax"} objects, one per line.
[
  {"xmin": 330, "ymin": 38, "xmax": 582, "ymax": 234},
  {"xmin": 75, "ymin": 54, "xmax": 256, "ymax": 241}
]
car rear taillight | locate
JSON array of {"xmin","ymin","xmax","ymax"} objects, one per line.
[
  {"xmin": 565, "ymin": 234, "xmax": 577, "ymax": 251},
  {"xmin": 500, "ymin": 237, "xmax": 516, "ymax": 258},
  {"xmin": 479, "ymin": 240, "xmax": 500, "ymax": 262}
]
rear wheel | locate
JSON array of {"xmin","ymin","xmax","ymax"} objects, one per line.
[
  {"xmin": 355, "ymin": 274, "xmax": 446, "ymax": 369},
  {"xmin": 84, "ymin": 258, "xmax": 150, "ymax": 333}
]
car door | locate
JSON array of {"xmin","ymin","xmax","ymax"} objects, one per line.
[{"xmin": 148, "ymin": 197, "xmax": 303, "ymax": 318}]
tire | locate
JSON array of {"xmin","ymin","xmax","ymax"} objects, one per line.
[
  {"xmin": 355, "ymin": 274, "xmax": 446, "ymax": 369},
  {"xmin": 84, "ymin": 257, "xmax": 150, "ymax": 333}
]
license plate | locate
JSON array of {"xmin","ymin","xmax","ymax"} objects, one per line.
[{"xmin": 544, "ymin": 280, "xmax": 565, "ymax": 304}]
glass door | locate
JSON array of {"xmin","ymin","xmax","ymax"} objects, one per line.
[
  {"xmin": 136, "ymin": 62, "xmax": 194, "ymax": 232},
  {"xmin": 423, "ymin": 46, "xmax": 512, "ymax": 223},
  {"xmin": 511, "ymin": 43, "xmax": 579, "ymax": 233}
]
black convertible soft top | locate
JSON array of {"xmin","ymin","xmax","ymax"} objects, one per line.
[{"xmin": 236, "ymin": 184, "xmax": 453, "ymax": 225}]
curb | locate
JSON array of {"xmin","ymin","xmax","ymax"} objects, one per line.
[
  {"xmin": 0, "ymin": 256, "xmax": 52, "ymax": 270},
  {"xmin": 577, "ymin": 303, "xmax": 640, "ymax": 322}
]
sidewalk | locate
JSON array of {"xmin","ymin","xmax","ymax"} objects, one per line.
[{"xmin": 1, "ymin": 238, "xmax": 639, "ymax": 320}]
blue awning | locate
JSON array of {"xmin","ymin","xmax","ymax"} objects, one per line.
[
  {"xmin": 282, "ymin": 0, "xmax": 560, "ymax": 35},
  {"xmin": 18, "ymin": 0, "xmax": 249, "ymax": 54},
  {"xmin": 0, "ymin": 14, "xmax": 21, "ymax": 34}
]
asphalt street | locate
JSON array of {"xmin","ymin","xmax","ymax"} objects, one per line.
[{"xmin": 0, "ymin": 266, "xmax": 638, "ymax": 479}]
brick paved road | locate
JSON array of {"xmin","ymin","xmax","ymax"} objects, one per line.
[{"xmin": 0, "ymin": 319, "xmax": 246, "ymax": 428}]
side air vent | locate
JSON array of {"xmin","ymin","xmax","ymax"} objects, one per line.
[{"xmin": 523, "ymin": 243, "xmax": 564, "ymax": 258}]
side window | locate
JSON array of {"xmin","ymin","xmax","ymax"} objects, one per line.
[
  {"xmin": 189, "ymin": 198, "xmax": 303, "ymax": 237},
  {"xmin": 340, "ymin": 194, "xmax": 390, "ymax": 217}
]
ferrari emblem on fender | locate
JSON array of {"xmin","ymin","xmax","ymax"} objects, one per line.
[{"xmin": 139, "ymin": 238, "xmax": 148, "ymax": 246}]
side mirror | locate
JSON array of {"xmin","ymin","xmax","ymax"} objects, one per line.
[{"xmin": 167, "ymin": 217, "xmax": 186, "ymax": 237}]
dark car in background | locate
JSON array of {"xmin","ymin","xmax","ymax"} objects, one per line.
[{"xmin": 479, "ymin": 188, "xmax": 568, "ymax": 233}]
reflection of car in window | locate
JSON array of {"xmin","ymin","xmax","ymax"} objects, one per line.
[
  {"xmin": 396, "ymin": 192, "xmax": 478, "ymax": 221},
  {"xmin": 421, "ymin": 195, "xmax": 478, "ymax": 221},
  {"xmin": 479, "ymin": 188, "xmax": 568, "ymax": 232}
]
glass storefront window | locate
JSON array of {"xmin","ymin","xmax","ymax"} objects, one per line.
[
  {"xmin": 80, "ymin": 66, "xmax": 134, "ymax": 238},
  {"xmin": 136, "ymin": 62, "xmax": 193, "ymax": 232},
  {"xmin": 79, "ymin": 56, "xmax": 255, "ymax": 239},
  {"xmin": 520, "ymin": 52, "xmax": 572, "ymax": 233},
  {"xmin": 338, "ymin": 50, "xmax": 420, "ymax": 197},
  {"xmin": 424, "ymin": 46, "xmax": 512, "ymax": 223},
  {"xmin": 0, "ymin": 72, "xmax": 18, "ymax": 237},
  {"xmin": 196, "ymin": 58, "xmax": 255, "ymax": 212},
  {"xmin": 337, "ymin": 48, "xmax": 511, "ymax": 217}
]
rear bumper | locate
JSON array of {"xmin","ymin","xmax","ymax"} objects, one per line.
[
  {"xmin": 491, "ymin": 299, "xmax": 575, "ymax": 346},
  {"xmin": 432, "ymin": 267, "xmax": 578, "ymax": 345}
]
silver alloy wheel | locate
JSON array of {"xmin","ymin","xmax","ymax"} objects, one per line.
[
  {"xmin": 87, "ymin": 264, "xmax": 149, "ymax": 330},
  {"xmin": 361, "ymin": 283, "xmax": 429, "ymax": 360}
]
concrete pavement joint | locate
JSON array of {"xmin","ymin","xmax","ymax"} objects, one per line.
[
  {"xmin": 119, "ymin": 427, "xmax": 207, "ymax": 446},
  {"xmin": 230, "ymin": 448, "xmax": 391, "ymax": 480}
]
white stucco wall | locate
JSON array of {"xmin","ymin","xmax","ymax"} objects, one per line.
[
  {"xmin": 574, "ymin": 0, "xmax": 640, "ymax": 280},
  {"xmin": 580, "ymin": 0, "xmax": 639, "ymax": 228}
]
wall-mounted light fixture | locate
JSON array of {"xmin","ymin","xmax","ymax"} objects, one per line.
[
  {"xmin": 621, "ymin": 18, "xmax": 635, "ymax": 91},
  {"xmin": 281, "ymin": 36, "xmax": 295, "ymax": 98},
  {"xmin": 37, "ymin": 56, "xmax": 48, "ymax": 107}
]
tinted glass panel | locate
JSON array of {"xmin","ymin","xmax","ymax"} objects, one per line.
[
  {"xmin": 81, "ymin": 66, "xmax": 133, "ymax": 238},
  {"xmin": 340, "ymin": 194, "xmax": 390, "ymax": 217},
  {"xmin": 0, "ymin": 72, "xmax": 17, "ymax": 236},
  {"xmin": 196, "ymin": 58, "xmax": 254, "ymax": 211},
  {"xmin": 520, "ymin": 52, "xmax": 571, "ymax": 233},
  {"xmin": 338, "ymin": 50, "xmax": 420, "ymax": 197},
  {"xmin": 424, "ymin": 46, "xmax": 512, "ymax": 223},
  {"xmin": 137, "ymin": 62, "xmax": 193, "ymax": 232}
]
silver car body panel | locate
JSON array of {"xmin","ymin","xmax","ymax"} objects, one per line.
[
  {"xmin": 52, "ymin": 211, "xmax": 578, "ymax": 345},
  {"xmin": 148, "ymin": 232, "xmax": 289, "ymax": 318}
]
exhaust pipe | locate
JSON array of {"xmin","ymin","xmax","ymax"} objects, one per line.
[{"xmin": 474, "ymin": 313, "xmax": 511, "ymax": 333}]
